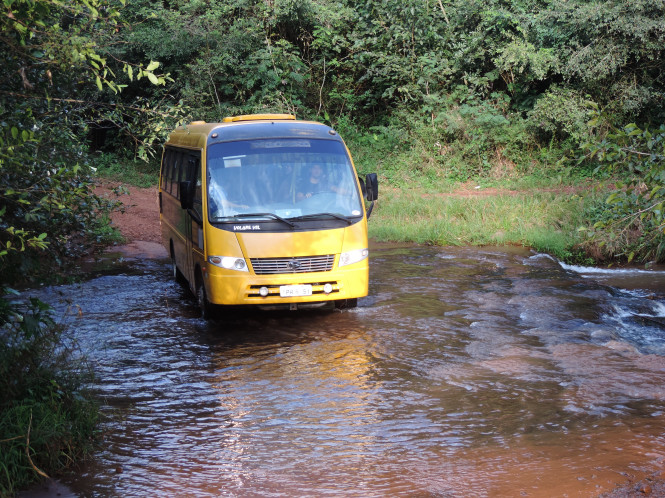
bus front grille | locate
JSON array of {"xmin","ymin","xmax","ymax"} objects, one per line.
[{"xmin": 250, "ymin": 255, "xmax": 335, "ymax": 274}]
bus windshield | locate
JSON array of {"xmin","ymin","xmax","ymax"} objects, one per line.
[{"xmin": 207, "ymin": 138, "xmax": 363, "ymax": 222}]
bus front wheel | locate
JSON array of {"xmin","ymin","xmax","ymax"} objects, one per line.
[{"xmin": 197, "ymin": 283, "xmax": 214, "ymax": 319}]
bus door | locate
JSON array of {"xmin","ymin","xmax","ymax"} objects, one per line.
[{"xmin": 180, "ymin": 155, "xmax": 204, "ymax": 286}]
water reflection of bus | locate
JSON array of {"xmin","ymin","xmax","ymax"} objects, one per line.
[{"xmin": 159, "ymin": 114, "xmax": 378, "ymax": 318}]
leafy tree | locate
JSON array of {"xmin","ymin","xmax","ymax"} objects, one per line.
[
  {"xmin": 0, "ymin": 0, "xmax": 176, "ymax": 280},
  {"xmin": 531, "ymin": 0, "xmax": 665, "ymax": 123}
]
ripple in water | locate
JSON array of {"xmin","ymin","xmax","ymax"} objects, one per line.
[{"xmin": 22, "ymin": 247, "xmax": 665, "ymax": 497}]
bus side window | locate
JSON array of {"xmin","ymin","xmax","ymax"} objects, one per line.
[
  {"xmin": 190, "ymin": 156, "xmax": 203, "ymax": 219},
  {"xmin": 172, "ymin": 152, "xmax": 182, "ymax": 198},
  {"xmin": 167, "ymin": 150, "xmax": 176, "ymax": 195},
  {"xmin": 162, "ymin": 149, "xmax": 173, "ymax": 193}
]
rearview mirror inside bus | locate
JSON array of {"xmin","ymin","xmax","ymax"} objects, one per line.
[{"xmin": 179, "ymin": 180, "xmax": 194, "ymax": 210}]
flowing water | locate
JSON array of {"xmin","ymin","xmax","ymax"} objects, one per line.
[{"xmin": 28, "ymin": 244, "xmax": 665, "ymax": 497}]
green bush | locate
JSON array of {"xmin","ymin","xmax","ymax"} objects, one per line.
[
  {"xmin": 0, "ymin": 292, "xmax": 98, "ymax": 495},
  {"xmin": 0, "ymin": 121, "xmax": 123, "ymax": 284},
  {"xmin": 580, "ymin": 121, "xmax": 665, "ymax": 263},
  {"xmin": 528, "ymin": 87, "xmax": 596, "ymax": 145}
]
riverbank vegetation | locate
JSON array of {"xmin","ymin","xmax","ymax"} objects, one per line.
[
  {"xmin": 1, "ymin": 0, "xmax": 162, "ymax": 492},
  {"xmin": 3, "ymin": 0, "xmax": 664, "ymax": 269},
  {"xmin": 0, "ymin": 297, "xmax": 98, "ymax": 496},
  {"xmin": 1, "ymin": 0, "xmax": 664, "ymax": 491}
]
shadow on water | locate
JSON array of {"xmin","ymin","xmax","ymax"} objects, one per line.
[{"xmin": 22, "ymin": 244, "xmax": 665, "ymax": 497}]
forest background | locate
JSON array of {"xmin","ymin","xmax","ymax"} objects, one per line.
[
  {"xmin": 1, "ymin": 0, "xmax": 665, "ymax": 492},
  {"xmin": 3, "ymin": 0, "xmax": 665, "ymax": 275}
]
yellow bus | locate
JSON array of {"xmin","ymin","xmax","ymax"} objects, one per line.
[{"xmin": 159, "ymin": 114, "xmax": 378, "ymax": 317}]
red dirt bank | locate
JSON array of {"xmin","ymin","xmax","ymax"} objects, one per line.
[{"xmin": 96, "ymin": 183, "xmax": 167, "ymax": 259}]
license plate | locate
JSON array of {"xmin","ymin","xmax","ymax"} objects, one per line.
[{"xmin": 280, "ymin": 284, "xmax": 312, "ymax": 297}]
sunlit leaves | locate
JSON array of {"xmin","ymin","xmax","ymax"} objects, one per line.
[{"xmin": 0, "ymin": 0, "xmax": 180, "ymax": 281}]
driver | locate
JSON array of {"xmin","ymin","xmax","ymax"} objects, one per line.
[{"xmin": 296, "ymin": 164, "xmax": 328, "ymax": 201}]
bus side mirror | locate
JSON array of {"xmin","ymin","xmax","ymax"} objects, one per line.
[
  {"xmin": 365, "ymin": 173, "xmax": 378, "ymax": 201},
  {"xmin": 180, "ymin": 181, "xmax": 194, "ymax": 210},
  {"xmin": 358, "ymin": 176, "xmax": 367, "ymax": 198}
]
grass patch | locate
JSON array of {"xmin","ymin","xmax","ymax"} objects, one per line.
[
  {"xmin": 92, "ymin": 152, "xmax": 160, "ymax": 188},
  {"xmin": 369, "ymin": 189, "xmax": 597, "ymax": 262}
]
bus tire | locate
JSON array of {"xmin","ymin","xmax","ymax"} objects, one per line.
[
  {"xmin": 197, "ymin": 283, "xmax": 213, "ymax": 320},
  {"xmin": 170, "ymin": 245, "xmax": 186, "ymax": 285}
]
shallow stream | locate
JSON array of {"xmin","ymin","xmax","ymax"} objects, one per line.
[{"xmin": 28, "ymin": 244, "xmax": 665, "ymax": 496}]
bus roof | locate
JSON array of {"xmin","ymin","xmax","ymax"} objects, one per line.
[{"xmin": 165, "ymin": 115, "xmax": 343, "ymax": 149}]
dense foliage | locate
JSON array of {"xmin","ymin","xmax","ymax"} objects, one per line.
[
  {"xmin": 3, "ymin": 0, "xmax": 665, "ymax": 265},
  {"xmin": 104, "ymin": 0, "xmax": 665, "ymax": 131},
  {"xmin": 0, "ymin": 0, "xmax": 175, "ymax": 280},
  {"xmin": 581, "ymin": 119, "xmax": 665, "ymax": 263},
  {"xmin": 1, "ymin": 0, "xmax": 171, "ymax": 492}
]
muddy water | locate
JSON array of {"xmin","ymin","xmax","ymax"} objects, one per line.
[{"xmin": 35, "ymin": 245, "xmax": 665, "ymax": 497}]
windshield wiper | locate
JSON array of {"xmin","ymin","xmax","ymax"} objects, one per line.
[
  {"xmin": 288, "ymin": 213, "xmax": 352, "ymax": 225},
  {"xmin": 217, "ymin": 213, "xmax": 295, "ymax": 228}
]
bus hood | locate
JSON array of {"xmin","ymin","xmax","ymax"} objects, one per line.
[{"xmin": 235, "ymin": 229, "xmax": 345, "ymax": 258}]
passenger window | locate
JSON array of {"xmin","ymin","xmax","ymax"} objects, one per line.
[
  {"xmin": 190, "ymin": 156, "xmax": 203, "ymax": 219},
  {"xmin": 161, "ymin": 149, "xmax": 173, "ymax": 192},
  {"xmin": 171, "ymin": 152, "xmax": 181, "ymax": 198}
]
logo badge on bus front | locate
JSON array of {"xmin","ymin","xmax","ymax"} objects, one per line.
[{"xmin": 288, "ymin": 259, "xmax": 302, "ymax": 271}]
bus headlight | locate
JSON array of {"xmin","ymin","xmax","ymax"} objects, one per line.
[
  {"xmin": 208, "ymin": 256, "xmax": 248, "ymax": 272},
  {"xmin": 338, "ymin": 248, "xmax": 368, "ymax": 267}
]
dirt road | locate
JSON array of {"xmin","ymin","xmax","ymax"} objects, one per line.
[{"xmin": 96, "ymin": 183, "xmax": 167, "ymax": 259}]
